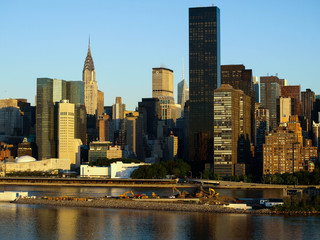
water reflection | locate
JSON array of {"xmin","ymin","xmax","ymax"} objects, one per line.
[{"xmin": 0, "ymin": 203, "xmax": 319, "ymax": 240}]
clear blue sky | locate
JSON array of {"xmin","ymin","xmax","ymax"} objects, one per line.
[{"xmin": 1, "ymin": 0, "xmax": 319, "ymax": 110}]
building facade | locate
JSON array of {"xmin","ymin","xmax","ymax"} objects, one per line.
[
  {"xmin": 88, "ymin": 141, "xmax": 122, "ymax": 161},
  {"xmin": 177, "ymin": 79, "xmax": 189, "ymax": 115},
  {"xmin": 221, "ymin": 64, "xmax": 255, "ymax": 143},
  {"xmin": 263, "ymin": 116, "xmax": 316, "ymax": 175},
  {"xmin": 97, "ymin": 90, "xmax": 105, "ymax": 117},
  {"xmin": 58, "ymin": 100, "xmax": 82, "ymax": 166},
  {"xmin": 152, "ymin": 68, "xmax": 174, "ymax": 98},
  {"xmin": 213, "ymin": 84, "xmax": 251, "ymax": 176},
  {"xmin": 280, "ymin": 85, "xmax": 301, "ymax": 116},
  {"xmin": 36, "ymin": 78, "xmax": 86, "ymax": 160},
  {"xmin": 260, "ymin": 76, "xmax": 281, "ymax": 130},
  {"xmin": 253, "ymin": 76, "xmax": 259, "ymax": 103},
  {"xmin": 189, "ymin": 6, "xmax": 221, "ymax": 168},
  {"xmin": 301, "ymin": 89, "xmax": 315, "ymax": 132}
]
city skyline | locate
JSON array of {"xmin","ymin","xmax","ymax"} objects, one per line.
[{"xmin": 1, "ymin": 0, "xmax": 320, "ymax": 110}]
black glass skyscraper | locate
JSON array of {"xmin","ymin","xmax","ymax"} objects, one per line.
[{"xmin": 189, "ymin": 6, "xmax": 221, "ymax": 168}]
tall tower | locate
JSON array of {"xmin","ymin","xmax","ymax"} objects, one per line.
[
  {"xmin": 152, "ymin": 67, "xmax": 176, "ymax": 125},
  {"xmin": 36, "ymin": 78, "xmax": 86, "ymax": 160},
  {"xmin": 221, "ymin": 64, "xmax": 255, "ymax": 143},
  {"xmin": 260, "ymin": 76, "xmax": 281, "ymax": 130},
  {"xmin": 83, "ymin": 40, "xmax": 98, "ymax": 115},
  {"xmin": 152, "ymin": 67, "xmax": 174, "ymax": 98},
  {"xmin": 301, "ymin": 88, "xmax": 315, "ymax": 132},
  {"xmin": 58, "ymin": 100, "xmax": 81, "ymax": 165},
  {"xmin": 177, "ymin": 62, "xmax": 189, "ymax": 114},
  {"xmin": 189, "ymin": 6, "xmax": 221, "ymax": 168}
]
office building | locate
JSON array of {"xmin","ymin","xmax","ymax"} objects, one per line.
[
  {"xmin": 221, "ymin": 64, "xmax": 255, "ymax": 143},
  {"xmin": 36, "ymin": 78, "xmax": 86, "ymax": 160},
  {"xmin": 279, "ymin": 79, "xmax": 287, "ymax": 86},
  {"xmin": 280, "ymin": 85, "xmax": 301, "ymax": 116},
  {"xmin": 177, "ymin": 79, "xmax": 189, "ymax": 114},
  {"xmin": 158, "ymin": 96, "xmax": 177, "ymax": 126},
  {"xmin": 99, "ymin": 114, "xmax": 111, "ymax": 141},
  {"xmin": 152, "ymin": 68, "xmax": 174, "ymax": 98},
  {"xmin": 125, "ymin": 112, "xmax": 140, "ymax": 157},
  {"xmin": 189, "ymin": 6, "xmax": 221, "ymax": 167},
  {"xmin": 58, "ymin": 100, "xmax": 82, "ymax": 166},
  {"xmin": 279, "ymin": 97, "xmax": 292, "ymax": 123},
  {"xmin": 112, "ymin": 97, "xmax": 125, "ymax": 132},
  {"xmin": 301, "ymin": 89, "xmax": 315, "ymax": 132},
  {"xmin": 253, "ymin": 76, "xmax": 259, "ymax": 103},
  {"xmin": 152, "ymin": 67, "xmax": 177, "ymax": 125},
  {"xmin": 97, "ymin": 90, "xmax": 104, "ymax": 117},
  {"xmin": 312, "ymin": 121, "xmax": 320, "ymax": 148},
  {"xmin": 213, "ymin": 84, "xmax": 251, "ymax": 176},
  {"xmin": 17, "ymin": 138, "xmax": 37, "ymax": 158},
  {"xmin": 138, "ymin": 98, "xmax": 160, "ymax": 140},
  {"xmin": 83, "ymin": 41, "xmax": 98, "ymax": 115},
  {"xmin": 0, "ymin": 99, "xmax": 23, "ymax": 137},
  {"xmin": 255, "ymin": 107, "xmax": 270, "ymax": 176},
  {"xmin": 88, "ymin": 141, "xmax": 122, "ymax": 161},
  {"xmin": 260, "ymin": 76, "xmax": 281, "ymax": 130}
]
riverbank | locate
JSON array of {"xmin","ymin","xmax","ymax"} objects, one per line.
[
  {"xmin": 14, "ymin": 198, "xmax": 320, "ymax": 216},
  {"xmin": 14, "ymin": 198, "xmax": 267, "ymax": 214}
]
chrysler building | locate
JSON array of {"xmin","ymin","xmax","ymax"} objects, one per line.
[{"xmin": 83, "ymin": 40, "xmax": 98, "ymax": 115}]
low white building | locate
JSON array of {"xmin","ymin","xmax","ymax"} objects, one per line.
[
  {"xmin": 80, "ymin": 161, "xmax": 150, "ymax": 178},
  {"xmin": 0, "ymin": 156, "xmax": 71, "ymax": 174}
]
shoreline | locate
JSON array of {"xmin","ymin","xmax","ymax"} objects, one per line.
[
  {"xmin": 14, "ymin": 198, "xmax": 320, "ymax": 216},
  {"xmin": 0, "ymin": 181, "xmax": 308, "ymax": 190}
]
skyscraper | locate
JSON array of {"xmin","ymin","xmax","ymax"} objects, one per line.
[
  {"xmin": 221, "ymin": 64, "xmax": 255, "ymax": 143},
  {"xmin": 213, "ymin": 85, "xmax": 251, "ymax": 176},
  {"xmin": 253, "ymin": 76, "xmax": 259, "ymax": 103},
  {"xmin": 83, "ymin": 41, "xmax": 98, "ymax": 115},
  {"xmin": 260, "ymin": 76, "xmax": 281, "ymax": 130},
  {"xmin": 36, "ymin": 78, "xmax": 86, "ymax": 160},
  {"xmin": 177, "ymin": 63, "xmax": 189, "ymax": 115},
  {"xmin": 97, "ymin": 90, "xmax": 105, "ymax": 117},
  {"xmin": 58, "ymin": 100, "xmax": 82, "ymax": 166},
  {"xmin": 177, "ymin": 80, "xmax": 188, "ymax": 110},
  {"xmin": 152, "ymin": 67, "xmax": 177, "ymax": 125},
  {"xmin": 189, "ymin": 6, "xmax": 221, "ymax": 168},
  {"xmin": 280, "ymin": 85, "xmax": 301, "ymax": 116},
  {"xmin": 152, "ymin": 68, "xmax": 174, "ymax": 98},
  {"xmin": 301, "ymin": 88, "xmax": 315, "ymax": 132}
]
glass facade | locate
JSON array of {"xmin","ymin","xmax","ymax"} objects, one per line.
[
  {"xmin": 36, "ymin": 78, "xmax": 86, "ymax": 160},
  {"xmin": 189, "ymin": 6, "xmax": 221, "ymax": 165},
  {"xmin": 260, "ymin": 77, "xmax": 280, "ymax": 130}
]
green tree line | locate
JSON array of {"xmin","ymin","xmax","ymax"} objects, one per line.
[
  {"xmin": 263, "ymin": 169, "xmax": 320, "ymax": 185},
  {"xmin": 130, "ymin": 159, "xmax": 191, "ymax": 179}
]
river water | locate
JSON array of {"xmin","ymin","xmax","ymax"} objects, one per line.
[{"xmin": 0, "ymin": 185, "xmax": 319, "ymax": 240}]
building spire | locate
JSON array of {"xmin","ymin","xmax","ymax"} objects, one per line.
[
  {"xmin": 88, "ymin": 35, "xmax": 90, "ymax": 51},
  {"xmin": 182, "ymin": 58, "xmax": 184, "ymax": 81},
  {"xmin": 83, "ymin": 36, "xmax": 94, "ymax": 72}
]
